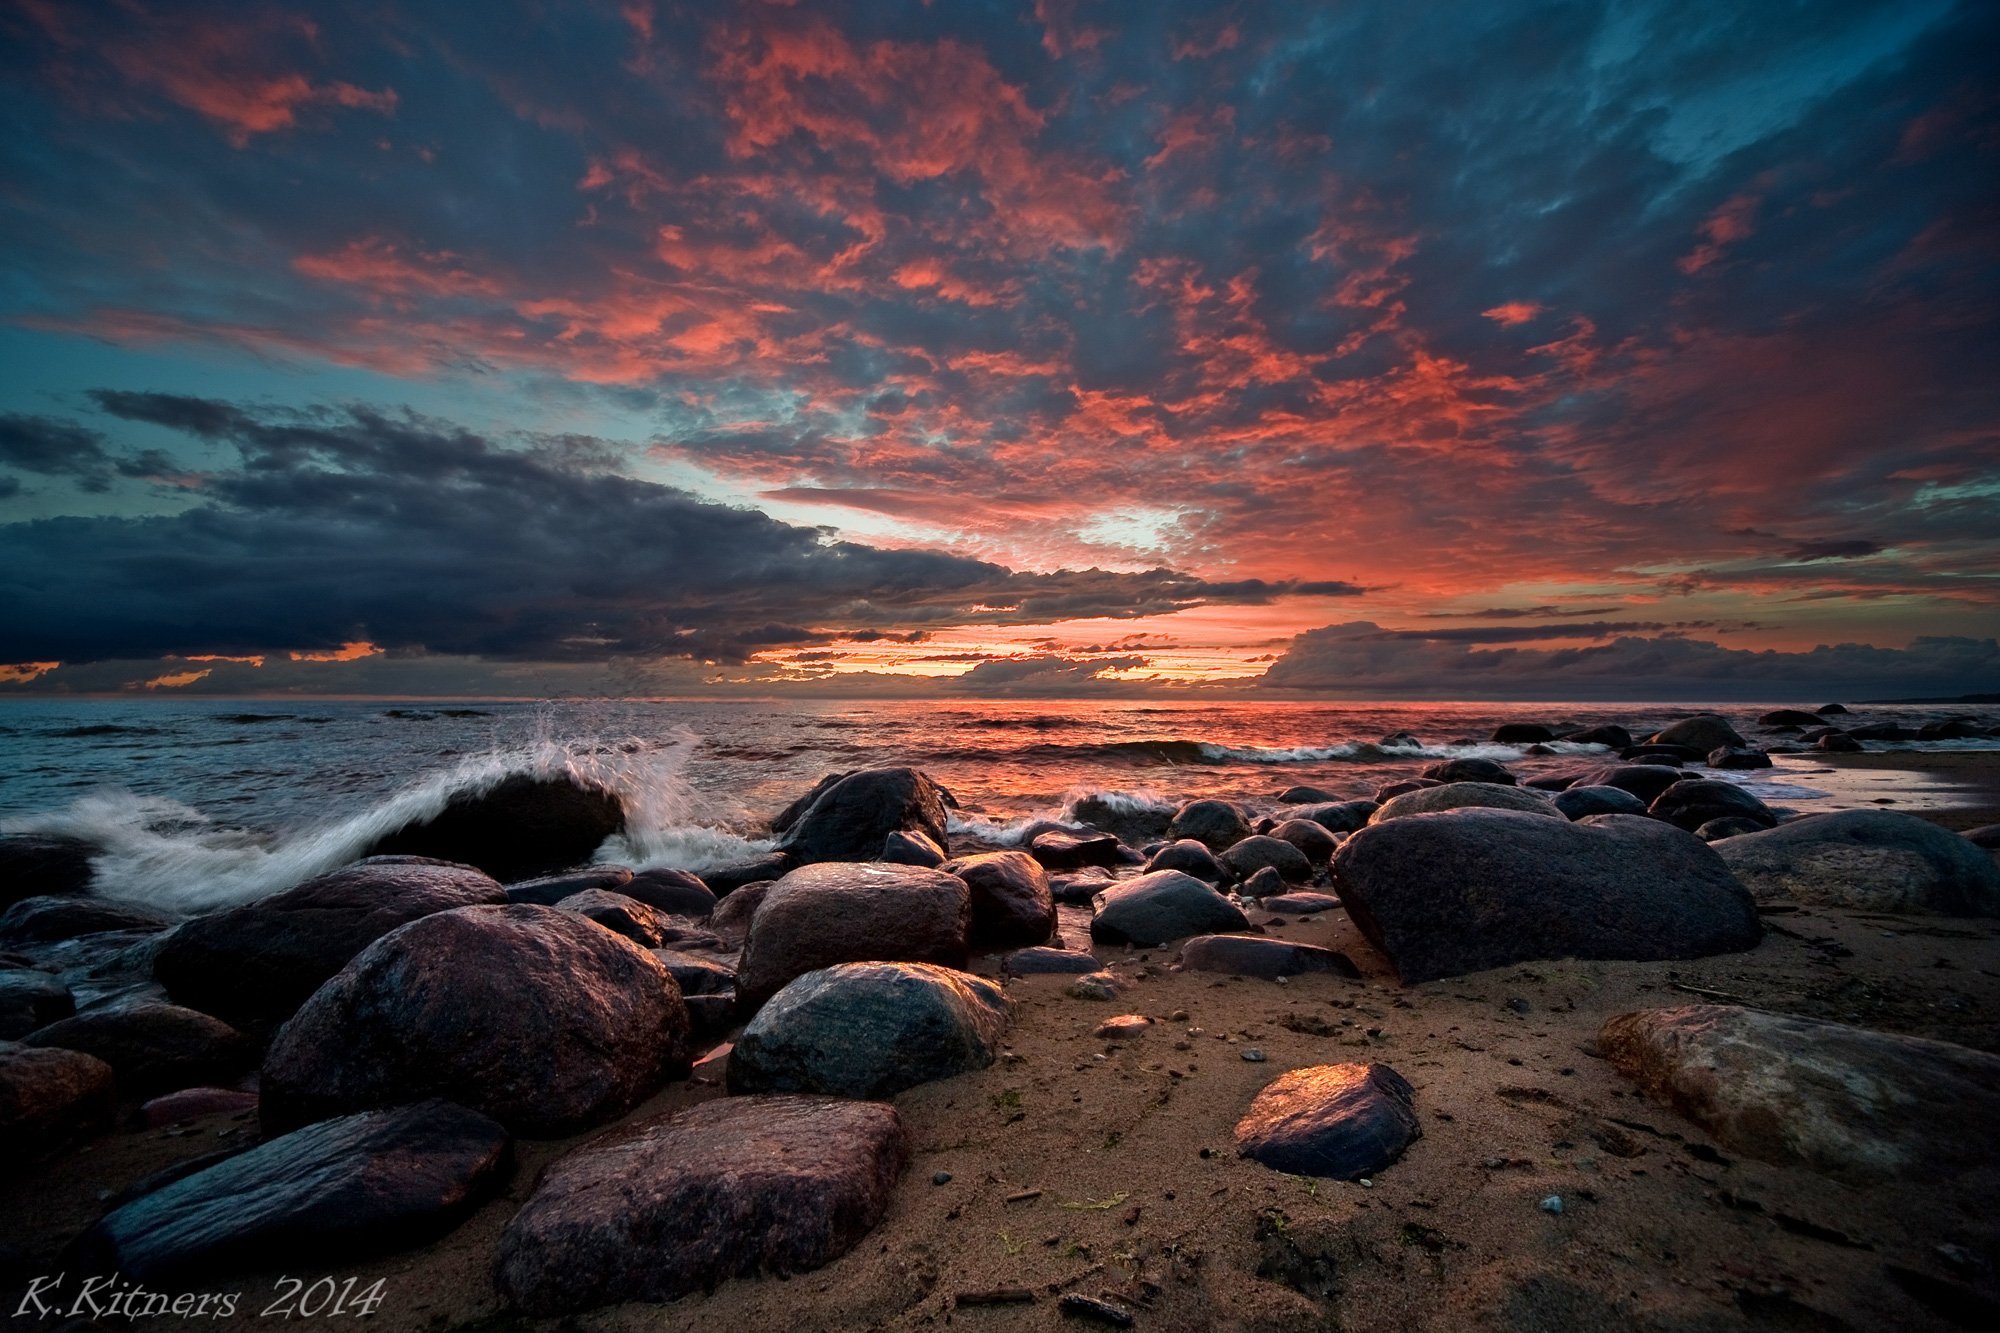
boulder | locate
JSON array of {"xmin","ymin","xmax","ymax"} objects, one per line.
[
  {"xmin": 1759, "ymin": 710, "xmax": 1824, "ymax": 727},
  {"xmin": 556, "ymin": 887, "xmax": 680, "ymax": 946},
  {"xmin": 703, "ymin": 853, "xmax": 793, "ymax": 896},
  {"xmin": 1418, "ymin": 758, "xmax": 1515, "ymax": 786},
  {"xmin": 74, "ymin": 1100, "xmax": 511, "ymax": 1282},
  {"xmin": 881, "ymin": 829, "xmax": 946, "ymax": 868},
  {"xmin": 1166, "ymin": 800, "xmax": 1253, "ymax": 853},
  {"xmin": 1218, "ymin": 835, "xmax": 1315, "ymax": 884},
  {"xmin": 729, "ymin": 963, "xmax": 1009, "ymax": 1099},
  {"xmin": 495, "ymin": 1096, "xmax": 906, "ymax": 1313},
  {"xmin": 1621, "ymin": 745, "xmax": 1699, "ymax": 764},
  {"xmin": 0, "ymin": 1040, "xmax": 115, "ymax": 1161},
  {"xmin": 1696, "ymin": 817, "xmax": 1769, "ymax": 841},
  {"xmin": 1089, "ymin": 871, "xmax": 1250, "ymax": 947},
  {"xmin": 1524, "ymin": 772, "xmax": 1581, "ymax": 791},
  {"xmin": 1239, "ymin": 865, "xmax": 1285, "ymax": 898},
  {"xmin": 1648, "ymin": 780, "xmax": 1778, "ymax": 832},
  {"xmin": 1965, "ymin": 824, "xmax": 2000, "ymax": 850},
  {"xmin": 1561, "ymin": 724, "xmax": 1633, "ymax": 749},
  {"xmin": 1370, "ymin": 782, "xmax": 1561, "ymax": 823},
  {"xmin": 1491, "ymin": 723, "xmax": 1555, "ymax": 743},
  {"xmin": 1918, "ymin": 718, "xmax": 1980, "ymax": 740},
  {"xmin": 1816, "ymin": 703, "xmax": 1849, "ymax": 715},
  {"xmin": 775, "ymin": 767, "xmax": 951, "ymax": 864},
  {"xmin": 1379, "ymin": 731, "xmax": 1423, "ymax": 747},
  {"xmin": 1001, "ymin": 947, "xmax": 1102, "ymax": 976},
  {"xmin": 141, "ymin": 1086, "xmax": 259, "ymax": 1127},
  {"xmin": 1815, "ymin": 733, "xmax": 1863, "ymax": 753},
  {"xmin": 620, "ymin": 868, "xmax": 717, "ymax": 916},
  {"xmin": 26, "ymin": 1001, "xmax": 249, "ymax": 1096},
  {"xmin": 1600, "ymin": 1005, "xmax": 2000, "ymax": 1184},
  {"xmin": 1267, "ymin": 819, "xmax": 1339, "ymax": 864},
  {"xmin": 1848, "ymin": 723, "xmax": 1909, "ymax": 741},
  {"xmin": 154, "ymin": 859, "xmax": 507, "ymax": 1028},
  {"xmin": 1707, "ymin": 747, "xmax": 1772, "ymax": 770},
  {"xmin": 736, "ymin": 863, "xmax": 970, "ymax": 1009},
  {"xmin": 1332, "ymin": 810, "xmax": 1760, "ymax": 984},
  {"xmin": 502, "ymin": 864, "xmax": 633, "ymax": 906},
  {"xmin": 1178, "ymin": 935, "xmax": 1358, "ymax": 980},
  {"xmin": 1551, "ymin": 785, "xmax": 1649, "ymax": 820},
  {"xmin": 0, "ymin": 834, "xmax": 95, "ymax": 910},
  {"xmin": 1568, "ymin": 764, "xmax": 1688, "ymax": 804},
  {"xmin": 0, "ymin": 896, "xmax": 175, "ymax": 946},
  {"xmin": 648, "ymin": 949, "xmax": 736, "ymax": 997},
  {"xmin": 1261, "ymin": 891, "xmax": 1342, "ymax": 914},
  {"xmin": 1647, "ymin": 714, "xmax": 1747, "ymax": 753},
  {"xmin": 1066, "ymin": 794, "xmax": 1173, "ymax": 845},
  {"xmin": 938, "ymin": 851, "xmax": 1054, "ymax": 950},
  {"xmin": 1711, "ymin": 810, "xmax": 2000, "ymax": 915},
  {"xmin": 1028, "ymin": 829, "xmax": 1124, "ymax": 871},
  {"xmin": 1275, "ymin": 786, "xmax": 1340, "ymax": 805},
  {"xmin": 0, "ymin": 969, "xmax": 73, "ymax": 1040},
  {"xmin": 1234, "ymin": 1064, "xmax": 1421, "ymax": 1181},
  {"xmin": 1144, "ymin": 839, "xmax": 1224, "ymax": 882},
  {"xmin": 708, "ymin": 880, "xmax": 771, "ymax": 940},
  {"xmin": 363, "ymin": 773, "xmax": 625, "ymax": 882},
  {"xmin": 1373, "ymin": 779, "xmax": 1437, "ymax": 802},
  {"xmin": 1050, "ymin": 869, "xmax": 1115, "ymax": 904},
  {"xmin": 1286, "ymin": 800, "xmax": 1377, "ymax": 834},
  {"xmin": 261, "ymin": 903, "xmax": 688, "ymax": 1137}
]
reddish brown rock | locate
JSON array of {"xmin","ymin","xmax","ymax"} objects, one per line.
[{"xmin": 736, "ymin": 863, "xmax": 970, "ymax": 1009}]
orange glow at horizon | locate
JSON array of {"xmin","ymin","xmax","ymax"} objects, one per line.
[{"xmin": 289, "ymin": 641, "xmax": 382, "ymax": 662}]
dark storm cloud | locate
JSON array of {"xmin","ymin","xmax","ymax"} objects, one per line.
[
  {"xmin": 0, "ymin": 413, "xmax": 173, "ymax": 492},
  {"xmin": 0, "ymin": 397, "xmax": 1349, "ymax": 665}
]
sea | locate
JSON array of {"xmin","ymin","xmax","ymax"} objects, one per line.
[{"xmin": 1, "ymin": 697, "xmax": 1993, "ymax": 913}]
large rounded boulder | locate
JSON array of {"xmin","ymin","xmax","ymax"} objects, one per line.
[
  {"xmin": 363, "ymin": 774, "xmax": 625, "ymax": 882},
  {"xmin": 729, "ymin": 962, "xmax": 1010, "ymax": 1099},
  {"xmin": 1648, "ymin": 780, "xmax": 1777, "ymax": 832},
  {"xmin": 1218, "ymin": 834, "xmax": 1315, "ymax": 884},
  {"xmin": 938, "ymin": 851, "xmax": 1054, "ymax": 949},
  {"xmin": 773, "ymin": 767, "xmax": 952, "ymax": 864},
  {"xmin": 1166, "ymin": 800, "xmax": 1252, "ymax": 853},
  {"xmin": 736, "ymin": 863, "xmax": 970, "ymax": 1009},
  {"xmin": 1, "ymin": 1041, "xmax": 115, "ymax": 1162},
  {"xmin": 1089, "ymin": 870, "xmax": 1250, "ymax": 947},
  {"xmin": 1332, "ymin": 810, "xmax": 1760, "ymax": 984},
  {"xmin": 1647, "ymin": 714, "xmax": 1747, "ymax": 753},
  {"xmin": 1370, "ymin": 782, "xmax": 1561, "ymax": 823},
  {"xmin": 154, "ymin": 858, "xmax": 507, "ymax": 1028},
  {"xmin": 1712, "ymin": 810, "xmax": 2000, "ymax": 915},
  {"xmin": 1568, "ymin": 763, "xmax": 1688, "ymax": 804},
  {"xmin": 26, "ymin": 1001, "xmax": 249, "ymax": 1096},
  {"xmin": 261, "ymin": 903, "xmax": 688, "ymax": 1137}
]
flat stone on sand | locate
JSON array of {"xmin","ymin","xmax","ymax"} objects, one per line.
[
  {"xmin": 1235, "ymin": 1063, "xmax": 1421, "ymax": 1180},
  {"xmin": 1179, "ymin": 934, "xmax": 1359, "ymax": 979}
]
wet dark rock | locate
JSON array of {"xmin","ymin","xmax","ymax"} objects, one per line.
[
  {"xmin": 1712, "ymin": 810, "xmax": 2000, "ymax": 915},
  {"xmin": 1144, "ymin": 838, "xmax": 1224, "ymax": 882},
  {"xmin": 1569, "ymin": 763, "xmax": 1689, "ymax": 804},
  {"xmin": 1552, "ymin": 785, "xmax": 1649, "ymax": 820},
  {"xmin": 1965, "ymin": 824, "xmax": 2000, "ymax": 850},
  {"xmin": 1696, "ymin": 817, "xmax": 1769, "ymax": 841},
  {"xmin": 881, "ymin": 829, "xmax": 947, "ymax": 868},
  {"xmin": 736, "ymin": 863, "xmax": 970, "ymax": 1009},
  {"xmin": 154, "ymin": 859, "xmax": 507, "ymax": 1029},
  {"xmin": 26, "ymin": 1001, "xmax": 249, "ymax": 1096},
  {"xmin": 708, "ymin": 880, "xmax": 771, "ymax": 941},
  {"xmin": 140, "ymin": 1086, "xmax": 259, "ymax": 1126},
  {"xmin": 74, "ymin": 1099, "xmax": 511, "ymax": 1282},
  {"xmin": 703, "ymin": 853, "xmax": 794, "ymax": 896},
  {"xmin": 1218, "ymin": 834, "xmax": 1315, "ymax": 885},
  {"xmin": 1648, "ymin": 780, "xmax": 1778, "ymax": 833},
  {"xmin": 729, "ymin": 962, "xmax": 1009, "ymax": 1099},
  {"xmin": 262, "ymin": 903, "xmax": 688, "ymax": 1137},
  {"xmin": 1286, "ymin": 800, "xmax": 1378, "ymax": 834},
  {"xmin": 1276, "ymin": 786, "xmax": 1341, "ymax": 805},
  {"xmin": 1166, "ymin": 799, "xmax": 1253, "ymax": 853},
  {"xmin": 1239, "ymin": 865, "xmax": 1285, "ymax": 899},
  {"xmin": 620, "ymin": 867, "xmax": 717, "ymax": 916},
  {"xmin": 1815, "ymin": 733, "xmax": 1864, "ymax": 753},
  {"xmin": 939, "ymin": 851, "xmax": 1054, "ymax": 950},
  {"xmin": 1178, "ymin": 935, "xmax": 1359, "ymax": 980},
  {"xmin": 1523, "ymin": 772, "xmax": 1581, "ymax": 791},
  {"xmin": 1647, "ymin": 714, "xmax": 1747, "ymax": 753},
  {"xmin": 0, "ymin": 896, "xmax": 175, "ymax": 947},
  {"xmin": 1816, "ymin": 703, "xmax": 1849, "ymax": 715},
  {"xmin": 1268, "ymin": 818, "xmax": 1339, "ymax": 864},
  {"xmin": 1491, "ymin": 723, "xmax": 1556, "ymax": 743},
  {"xmin": 495, "ymin": 1096, "xmax": 906, "ymax": 1313},
  {"xmin": 1001, "ymin": 946, "xmax": 1102, "ymax": 976},
  {"xmin": 502, "ymin": 864, "xmax": 633, "ymax": 905},
  {"xmin": 1089, "ymin": 870, "xmax": 1250, "ymax": 947},
  {"xmin": 1707, "ymin": 747, "xmax": 1773, "ymax": 770},
  {"xmin": 1561, "ymin": 724, "xmax": 1633, "ymax": 749},
  {"xmin": 0, "ymin": 835, "xmax": 95, "ymax": 910},
  {"xmin": 1848, "ymin": 722, "xmax": 1909, "ymax": 741},
  {"xmin": 1234, "ymin": 1063, "xmax": 1421, "ymax": 1180},
  {"xmin": 1760, "ymin": 710, "xmax": 1825, "ymax": 727},
  {"xmin": 364, "ymin": 773, "xmax": 625, "ymax": 882},
  {"xmin": 1419, "ymin": 758, "xmax": 1516, "ymax": 785},
  {"xmin": 683, "ymin": 994, "xmax": 737, "ymax": 1044},
  {"xmin": 1379, "ymin": 732, "xmax": 1423, "ymax": 747},
  {"xmin": 1332, "ymin": 810, "xmax": 1760, "ymax": 984},
  {"xmin": 1, "ymin": 1040, "xmax": 115, "ymax": 1161},
  {"xmin": 1372, "ymin": 781, "xmax": 1561, "ymax": 822},
  {"xmin": 0, "ymin": 969, "xmax": 73, "ymax": 1039},
  {"xmin": 1373, "ymin": 779, "xmax": 1438, "ymax": 802},
  {"xmin": 557, "ymin": 887, "xmax": 681, "ymax": 946},
  {"xmin": 1066, "ymin": 794, "xmax": 1173, "ymax": 845},
  {"xmin": 1028, "ymin": 829, "xmax": 1123, "ymax": 871},
  {"xmin": 1261, "ymin": 892, "xmax": 1341, "ymax": 914},
  {"xmin": 1050, "ymin": 868, "xmax": 1115, "ymax": 904},
  {"xmin": 775, "ymin": 767, "xmax": 952, "ymax": 865},
  {"xmin": 1601, "ymin": 1005, "xmax": 2000, "ymax": 1185},
  {"xmin": 648, "ymin": 949, "xmax": 736, "ymax": 997},
  {"xmin": 1918, "ymin": 718, "xmax": 1981, "ymax": 740}
]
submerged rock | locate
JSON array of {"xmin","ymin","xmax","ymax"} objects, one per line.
[
  {"xmin": 729, "ymin": 962, "xmax": 1009, "ymax": 1099},
  {"xmin": 0, "ymin": 1040, "xmax": 115, "ymax": 1161},
  {"xmin": 939, "ymin": 851, "xmax": 1054, "ymax": 950},
  {"xmin": 1333, "ymin": 810, "xmax": 1760, "ymax": 984},
  {"xmin": 154, "ymin": 859, "xmax": 507, "ymax": 1029},
  {"xmin": 262, "ymin": 903, "xmax": 687, "ymax": 1137},
  {"xmin": 1600, "ymin": 1005, "xmax": 2000, "ymax": 1184},
  {"xmin": 1179, "ymin": 935, "xmax": 1358, "ymax": 980},
  {"xmin": 1712, "ymin": 810, "xmax": 2000, "ymax": 915},
  {"xmin": 495, "ymin": 1096, "xmax": 907, "ymax": 1313},
  {"xmin": 1166, "ymin": 800, "xmax": 1252, "ymax": 853},
  {"xmin": 364, "ymin": 774, "xmax": 625, "ymax": 882},
  {"xmin": 736, "ymin": 863, "xmax": 970, "ymax": 1009},
  {"xmin": 1371, "ymin": 781, "xmax": 1560, "ymax": 822},
  {"xmin": 775, "ymin": 767, "xmax": 952, "ymax": 865},
  {"xmin": 1090, "ymin": 870, "xmax": 1249, "ymax": 947},
  {"xmin": 26, "ymin": 1000, "xmax": 249, "ymax": 1096},
  {"xmin": 1419, "ymin": 758, "xmax": 1515, "ymax": 786},
  {"xmin": 0, "ymin": 969, "xmax": 74, "ymax": 1039},
  {"xmin": 1235, "ymin": 1063, "xmax": 1421, "ymax": 1180},
  {"xmin": 1066, "ymin": 794, "xmax": 1173, "ymax": 845},
  {"xmin": 75, "ymin": 1099, "xmax": 510, "ymax": 1282}
]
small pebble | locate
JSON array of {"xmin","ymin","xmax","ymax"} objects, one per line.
[
  {"xmin": 933, "ymin": 1170, "xmax": 953, "ymax": 1185},
  {"xmin": 1540, "ymin": 1195, "xmax": 1563, "ymax": 1214},
  {"xmin": 1241, "ymin": 1048, "xmax": 1267, "ymax": 1062}
]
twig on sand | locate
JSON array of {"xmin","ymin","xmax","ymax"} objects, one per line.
[{"xmin": 1670, "ymin": 982, "xmax": 1748, "ymax": 1002}]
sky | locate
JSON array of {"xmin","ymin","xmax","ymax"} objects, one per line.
[{"xmin": 1, "ymin": 0, "xmax": 1996, "ymax": 700}]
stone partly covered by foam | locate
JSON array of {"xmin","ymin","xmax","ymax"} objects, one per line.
[
  {"xmin": 495, "ymin": 1096, "xmax": 907, "ymax": 1313},
  {"xmin": 363, "ymin": 774, "xmax": 626, "ymax": 882}
]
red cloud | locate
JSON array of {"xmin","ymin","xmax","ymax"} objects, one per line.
[{"xmin": 1678, "ymin": 193, "xmax": 1760, "ymax": 274}]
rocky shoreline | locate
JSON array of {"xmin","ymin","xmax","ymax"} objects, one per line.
[{"xmin": 3, "ymin": 710, "xmax": 1999, "ymax": 1330}]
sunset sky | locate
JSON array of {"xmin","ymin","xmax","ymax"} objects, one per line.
[{"xmin": 1, "ymin": 0, "xmax": 1996, "ymax": 699}]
